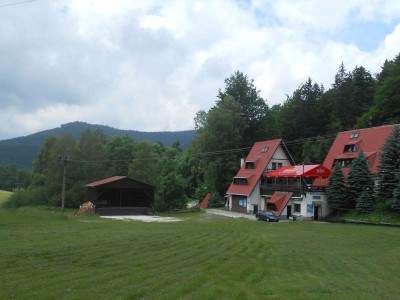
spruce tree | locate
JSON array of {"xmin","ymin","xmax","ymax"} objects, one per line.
[
  {"xmin": 326, "ymin": 162, "xmax": 348, "ymax": 209},
  {"xmin": 347, "ymin": 151, "xmax": 375, "ymax": 209},
  {"xmin": 392, "ymin": 169, "xmax": 400, "ymax": 210},
  {"xmin": 356, "ymin": 190, "xmax": 375, "ymax": 213},
  {"xmin": 377, "ymin": 125, "xmax": 400, "ymax": 199}
]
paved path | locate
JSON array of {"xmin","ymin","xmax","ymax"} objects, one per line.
[{"xmin": 205, "ymin": 209, "xmax": 256, "ymax": 220}]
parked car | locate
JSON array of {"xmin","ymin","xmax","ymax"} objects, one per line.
[{"xmin": 255, "ymin": 210, "xmax": 279, "ymax": 222}]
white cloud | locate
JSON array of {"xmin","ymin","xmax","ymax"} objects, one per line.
[{"xmin": 0, "ymin": 0, "xmax": 399, "ymax": 139}]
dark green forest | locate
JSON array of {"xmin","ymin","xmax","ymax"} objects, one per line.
[{"xmin": 4, "ymin": 52, "xmax": 400, "ymax": 210}]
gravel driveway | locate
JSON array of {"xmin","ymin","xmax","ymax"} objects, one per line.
[{"xmin": 205, "ymin": 209, "xmax": 256, "ymax": 220}]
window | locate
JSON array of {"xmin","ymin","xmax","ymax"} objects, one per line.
[
  {"xmin": 261, "ymin": 146, "xmax": 269, "ymax": 153},
  {"xmin": 233, "ymin": 178, "xmax": 248, "ymax": 185},
  {"xmin": 344, "ymin": 144, "xmax": 356, "ymax": 152},
  {"xmin": 334, "ymin": 159, "xmax": 354, "ymax": 168},
  {"xmin": 238, "ymin": 199, "xmax": 247, "ymax": 207},
  {"xmin": 294, "ymin": 204, "xmax": 301, "ymax": 213},
  {"xmin": 245, "ymin": 162, "xmax": 255, "ymax": 169},
  {"xmin": 350, "ymin": 133, "xmax": 359, "ymax": 139},
  {"xmin": 312, "ymin": 195, "xmax": 321, "ymax": 200},
  {"xmin": 272, "ymin": 162, "xmax": 277, "ymax": 170},
  {"xmin": 278, "ymin": 163, "xmax": 283, "ymax": 168}
]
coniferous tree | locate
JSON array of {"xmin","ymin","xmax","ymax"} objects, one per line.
[
  {"xmin": 377, "ymin": 125, "xmax": 400, "ymax": 199},
  {"xmin": 356, "ymin": 190, "xmax": 375, "ymax": 213},
  {"xmin": 392, "ymin": 169, "xmax": 400, "ymax": 209},
  {"xmin": 358, "ymin": 53, "xmax": 400, "ymax": 127},
  {"xmin": 326, "ymin": 162, "xmax": 348, "ymax": 209},
  {"xmin": 347, "ymin": 151, "xmax": 375, "ymax": 209}
]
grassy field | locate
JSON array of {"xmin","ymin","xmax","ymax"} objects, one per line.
[
  {"xmin": 0, "ymin": 190, "xmax": 11, "ymax": 206},
  {"xmin": 1, "ymin": 208, "xmax": 400, "ymax": 299}
]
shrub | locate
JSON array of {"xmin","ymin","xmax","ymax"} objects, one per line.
[{"xmin": 208, "ymin": 192, "xmax": 225, "ymax": 208}]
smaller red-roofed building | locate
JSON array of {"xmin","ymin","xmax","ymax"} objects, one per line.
[
  {"xmin": 86, "ymin": 176, "xmax": 155, "ymax": 215},
  {"xmin": 264, "ymin": 165, "xmax": 331, "ymax": 220}
]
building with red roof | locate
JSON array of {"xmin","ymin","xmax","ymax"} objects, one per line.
[
  {"xmin": 226, "ymin": 139, "xmax": 294, "ymax": 214},
  {"xmin": 86, "ymin": 176, "xmax": 155, "ymax": 215},
  {"xmin": 264, "ymin": 165, "xmax": 331, "ymax": 220},
  {"xmin": 314, "ymin": 124, "xmax": 399, "ymax": 187}
]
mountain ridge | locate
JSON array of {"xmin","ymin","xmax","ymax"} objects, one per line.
[{"xmin": 0, "ymin": 121, "xmax": 196, "ymax": 170}]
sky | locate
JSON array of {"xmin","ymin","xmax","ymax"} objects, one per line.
[{"xmin": 0, "ymin": 0, "xmax": 400, "ymax": 140}]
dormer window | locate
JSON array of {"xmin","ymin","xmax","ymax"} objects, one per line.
[
  {"xmin": 334, "ymin": 159, "xmax": 354, "ymax": 167},
  {"xmin": 350, "ymin": 133, "xmax": 359, "ymax": 139},
  {"xmin": 233, "ymin": 178, "xmax": 248, "ymax": 185},
  {"xmin": 261, "ymin": 146, "xmax": 269, "ymax": 153},
  {"xmin": 344, "ymin": 144, "xmax": 357, "ymax": 152},
  {"xmin": 245, "ymin": 161, "xmax": 255, "ymax": 169}
]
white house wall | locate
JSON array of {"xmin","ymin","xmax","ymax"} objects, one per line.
[
  {"xmin": 286, "ymin": 192, "xmax": 331, "ymax": 220},
  {"xmin": 266, "ymin": 146, "xmax": 292, "ymax": 170},
  {"xmin": 247, "ymin": 181, "xmax": 261, "ymax": 214}
]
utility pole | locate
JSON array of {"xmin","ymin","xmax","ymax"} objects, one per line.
[{"xmin": 58, "ymin": 155, "xmax": 73, "ymax": 215}]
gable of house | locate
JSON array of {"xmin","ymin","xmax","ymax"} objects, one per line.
[{"xmin": 226, "ymin": 139, "xmax": 292, "ymax": 196}]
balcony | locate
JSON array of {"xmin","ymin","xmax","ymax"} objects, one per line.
[{"xmin": 260, "ymin": 184, "xmax": 325, "ymax": 196}]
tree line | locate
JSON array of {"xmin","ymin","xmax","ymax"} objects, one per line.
[{"xmin": 4, "ymin": 52, "xmax": 400, "ymax": 210}]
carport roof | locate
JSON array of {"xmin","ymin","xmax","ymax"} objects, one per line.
[
  {"xmin": 85, "ymin": 176, "xmax": 127, "ymax": 187},
  {"xmin": 85, "ymin": 176, "xmax": 156, "ymax": 188}
]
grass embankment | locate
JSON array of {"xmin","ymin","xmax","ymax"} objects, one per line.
[
  {"xmin": 1, "ymin": 207, "xmax": 400, "ymax": 299},
  {"xmin": 340, "ymin": 210, "xmax": 400, "ymax": 225}
]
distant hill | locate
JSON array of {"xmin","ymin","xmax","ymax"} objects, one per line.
[{"xmin": 0, "ymin": 121, "xmax": 196, "ymax": 170}]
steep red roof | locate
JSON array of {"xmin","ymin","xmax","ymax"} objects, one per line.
[
  {"xmin": 226, "ymin": 139, "xmax": 283, "ymax": 196},
  {"xmin": 85, "ymin": 176, "xmax": 127, "ymax": 187},
  {"xmin": 267, "ymin": 192, "xmax": 293, "ymax": 216},
  {"xmin": 265, "ymin": 165, "xmax": 330, "ymax": 178},
  {"xmin": 199, "ymin": 193, "xmax": 211, "ymax": 209},
  {"xmin": 314, "ymin": 124, "xmax": 398, "ymax": 187},
  {"xmin": 322, "ymin": 125, "xmax": 397, "ymax": 173}
]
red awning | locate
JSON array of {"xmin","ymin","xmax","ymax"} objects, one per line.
[{"xmin": 265, "ymin": 165, "xmax": 331, "ymax": 179}]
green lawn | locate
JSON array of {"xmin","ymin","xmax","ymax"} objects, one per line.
[
  {"xmin": 0, "ymin": 190, "xmax": 11, "ymax": 206},
  {"xmin": 1, "ymin": 208, "xmax": 399, "ymax": 299}
]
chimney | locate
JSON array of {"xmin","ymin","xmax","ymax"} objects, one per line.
[{"xmin": 240, "ymin": 158, "xmax": 245, "ymax": 167}]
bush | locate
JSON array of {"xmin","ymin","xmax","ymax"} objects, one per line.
[
  {"xmin": 3, "ymin": 186, "xmax": 48, "ymax": 208},
  {"xmin": 208, "ymin": 192, "xmax": 225, "ymax": 208}
]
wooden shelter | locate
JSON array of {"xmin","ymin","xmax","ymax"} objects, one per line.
[{"xmin": 85, "ymin": 176, "xmax": 155, "ymax": 216}]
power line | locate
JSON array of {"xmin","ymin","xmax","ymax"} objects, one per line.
[
  {"xmin": 57, "ymin": 132, "xmax": 339, "ymax": 164},
  {"xmin": 195, "ymin": 147, "xmax": 252, "ymax": 157},
  {"xmin": 0, "ymin": 0, "xmax": 40, "ymax": 8}
]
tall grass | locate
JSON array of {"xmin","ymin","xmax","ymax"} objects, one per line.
[{"xmin": 0, "ymin": 208, "xmax": 399, "ymax": 299}]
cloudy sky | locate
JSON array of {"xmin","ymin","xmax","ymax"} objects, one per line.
[{"xmin": 1, "ymin": 0, "xmax": 399, "ymax": 140}]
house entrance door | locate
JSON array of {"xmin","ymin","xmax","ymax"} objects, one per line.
[
  {"xmin": 287, "ymin": 205, "xmax": 292, "ymax": 219},
  {"xmin": 253, "ymin": 205, "xmax": 258, "ymax": 214},
  {"xmin": 314, "ymin": 206, "xmax": 319, "ymax": 220}
]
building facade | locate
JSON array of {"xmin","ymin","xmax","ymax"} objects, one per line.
[{"xmin": 226, "ymin": 139, "xmax": 293, "ymax": 214}]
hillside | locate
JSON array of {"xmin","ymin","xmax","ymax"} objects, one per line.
[{"xmin": 0, "ymin": 121, "xmax": 196, "ymax": 170}]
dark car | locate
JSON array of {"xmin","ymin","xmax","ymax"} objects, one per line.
[{"xmin": 255, "ymin": 210, "xmax": 279, "ymax": 222}]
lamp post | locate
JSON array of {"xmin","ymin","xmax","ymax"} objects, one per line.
[{"xmin": 58, "ymin": 155, "xmax": 73, "ymax": 215}]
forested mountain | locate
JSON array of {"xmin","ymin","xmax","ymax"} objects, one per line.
[{"xmin": 0, "ymin": 122, "xmax": 196, "ymax": 169}]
